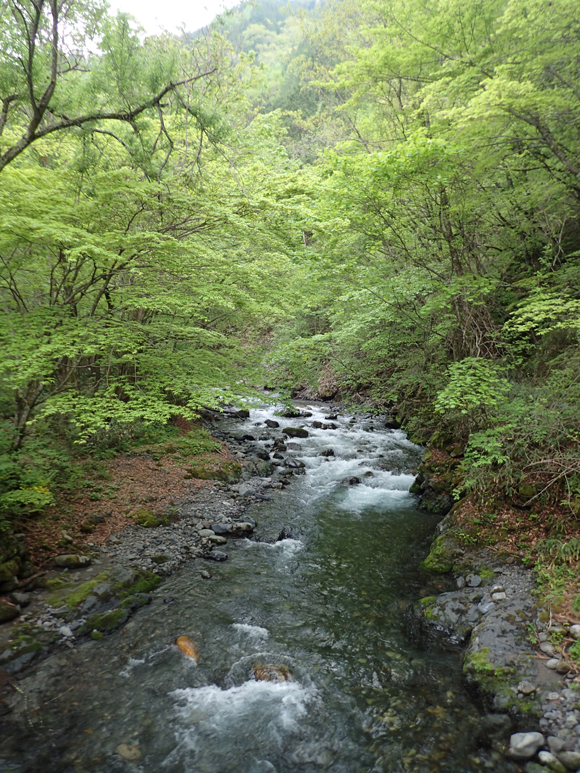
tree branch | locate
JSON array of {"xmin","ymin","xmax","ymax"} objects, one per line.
[{"xmin": 0, "ymin": 69, "xmax": 217, "ymax": 174}]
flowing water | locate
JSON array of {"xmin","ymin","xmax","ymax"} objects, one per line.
[{"xmin": 3, "ymin": 404, "xmax": 515, "ymax": 773}]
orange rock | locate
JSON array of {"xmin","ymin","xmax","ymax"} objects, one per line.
[
  {"xmin": 176, "ymin": 635, "xmax": 199, "ymax": 661},
  {"xmin": 253, "ymin": 663, "xmax": 293, "ymax": 683}
]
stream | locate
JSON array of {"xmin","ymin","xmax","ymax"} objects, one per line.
[{"xmin": 2, "ymin": 403, "xmax": 515, "ymax": 772}]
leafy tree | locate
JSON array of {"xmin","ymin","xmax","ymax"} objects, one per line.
[{"xmin": 0, "ymin": 0, "xmax": 216, "ymax": 174}]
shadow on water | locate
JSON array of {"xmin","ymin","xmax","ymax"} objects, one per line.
[{"xmin": 1, "ymin": 403, "xmax": 516, "ymax": 773}]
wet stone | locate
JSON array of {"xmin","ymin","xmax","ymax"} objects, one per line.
[{"xmin": 204, "ymin": 551, "xmax": 227, "ymax": 562}]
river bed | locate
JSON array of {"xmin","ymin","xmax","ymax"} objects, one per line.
[{"xmin": 1, "ymin": 403, "xmax": 515, "ymax": 772}]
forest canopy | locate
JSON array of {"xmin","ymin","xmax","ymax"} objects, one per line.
[{"xmin": 1, "ymin": 0, "xmax": 579, "ymax": 523}]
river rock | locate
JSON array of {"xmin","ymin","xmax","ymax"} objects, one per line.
[
  {"xmin": 211, "ymin": 523, "xmax": 230, "ymax": 535},
  {"xmin": 508, "ymin": 732, "xmax": 546, "ymax": 760},
  {"xmin": 10, "ymin": 592, "xmax": 30, "ymax": 607},
  {"xmin": 116, "ymin": 743, "xmax": 141, "ymax": 761},
  {"xmin": 287, "ymin": 442, "xmax": 302, "ymax": 450},
  {"xmin": 208, "ymin": 535, "xmax": 227, "ymax": 544},
  {"xmin": 558, "ymin": 751, "xmax": 580, "ymax": 770},
  {"xmin": 282, "ymin": 427, "xmax": 309, "ymax": 439},
  {"xmin": 340, "ymin": 476, "xmax": 360, "ymax": 486},
  {"xmin": 253, "ymin": 663, "xmax": 294, "ymax": 682},
  {"xmin": 0, "ymin": 600, "xmax": 20, "ymax": 624},
  {"xmin": 548, "ymin": 738, "xmax": 565, "ymax": 755},
  {"xmin": 54, "ymin": 554, "xmax": 91, "ymax": 569},
  {"xmin": 538, "ymin": 751, "xmax": 566, "ymax": 772},
  {"xmin": 205, "ymin": 551, "xmax": 227, "ymax": 562},
  {"xmin": 569, "ymin": 625, "xmax": 580, "ymax": 640},
  {"xmin": 278, "ymin": 526, "xmax": 295, "ymax": 541},
  {"xmin": 546, "ymin": 659, "xmax": 560, "ymax": 670},
  {"xmin": 540, "ymin": 642, "xmax": 556, "ymax": 656},
  {"xmin": 467, "ymin": 574, "xmax": 482, "ymax": 588},
  {"xmin": 518, "ymin": 681, "xmax": 537, "ymax": 695},
  {"xmin": 198, "ymin": 529, "xmax": 215, "ymax": 538},
  {"xmin": 176, "ymin": 635, "xmax": 199, "ymax": 660},
  {"xmin": 284, "ymin": 458, "xmax": 305, "ymax": 469},
  {"xmin": 415, "ymin": 589, "xmax": 484, "ymax": 644},
  {"xmin": 230, "ymin": 522, "xmax": 254, "ymax": 535},
  {"xmin": 265, "ymin": 419, "xmax": 279, "ymax": 428},
  {"xmin": 319, "ymin": 449, "xmax": 334, "ymax": 457}
]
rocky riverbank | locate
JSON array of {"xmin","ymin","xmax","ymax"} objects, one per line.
[{"xmin": 415, "ymin": 467, "xmax": 580, "ymax": 772}]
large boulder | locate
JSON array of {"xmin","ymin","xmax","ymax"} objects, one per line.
[{"xmin": 283, "ymin": 427, "xmax": 309, "ymax": 439}]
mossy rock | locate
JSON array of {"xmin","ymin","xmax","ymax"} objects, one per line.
[
  {"xmin": 422, "ymin": 534, "xmax": 457, "ymax": 573},
  {"xmin": 47, "ymin": 572, "xmax": 110, "ymax": 609},
  {"xmin": 0, "ymin": 559, "xmax": 20, "ymax": 583},
  {"xmin": 417, "ymin": 596, "xmax": 439, "ymax": 621},
  {"xmin": 132, "ymin": 508, "xmax": 172, "ymax": 528},
  {"xmin": 113, "ymin": 570, "xmax": 162, "ymax": 599},
  {"xmin": 81, "ymin": 608, "xmax": 128, "ymax": 635},
  {"xmin": 0, "ymin": 634, "xmax": 42, "ymax": 665},
  {"xmin": 187, "ymin": 461, "xmax": 241, "ymax": 483}
]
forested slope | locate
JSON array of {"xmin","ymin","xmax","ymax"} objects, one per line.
[{"xmin": 1, "ymin": 0, "xmax": 580, "ymax": 612}]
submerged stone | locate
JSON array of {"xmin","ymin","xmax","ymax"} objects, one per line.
[
  {"xmin": 176, "ymin": 635, "xmax": 199, "ymax": 661},
  {"xmin": 253, "ymin": 663, "xmax": 294, "ymax": 682}
]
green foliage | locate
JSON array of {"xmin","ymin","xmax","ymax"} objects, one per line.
[{"xmin": 435, "ymin": 359, "xmax": 511, "ymax": 418}]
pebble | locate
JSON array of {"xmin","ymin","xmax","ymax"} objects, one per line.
[
  {"xmin": 468, "ymin": 575, "xmax": 482, "ymax": 588},
  {"xmin": 569, "ymin": 625, "xmax": 580, "ymax": 640},
  {"xmin": 508, "ymin": 732, "xmax": 546, "ymax": 760},
  {"xmin": 492, "ymin": 591, "xmax": 507, "ymax": 601},
  {"xmin": 518, "ymin": 681, "xmax": 537, "ymax": 695},
  {"xmin": 537, "ymin": 751, "xmax": 566, "ymax": 773},
  {"xmin": 546, "ymin": 659, "xmax": 560, "ymax": 670},
  {"xmin": 540, "ymin": 642, "xmax": 556, "ymax": 656},
  {"xmin": 548, "ymin": 737, "xmax": 565, "ymax": 754},
  {"xmin": 558, "ymin": 751, "xmax": 580, "ymax": 770}
]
